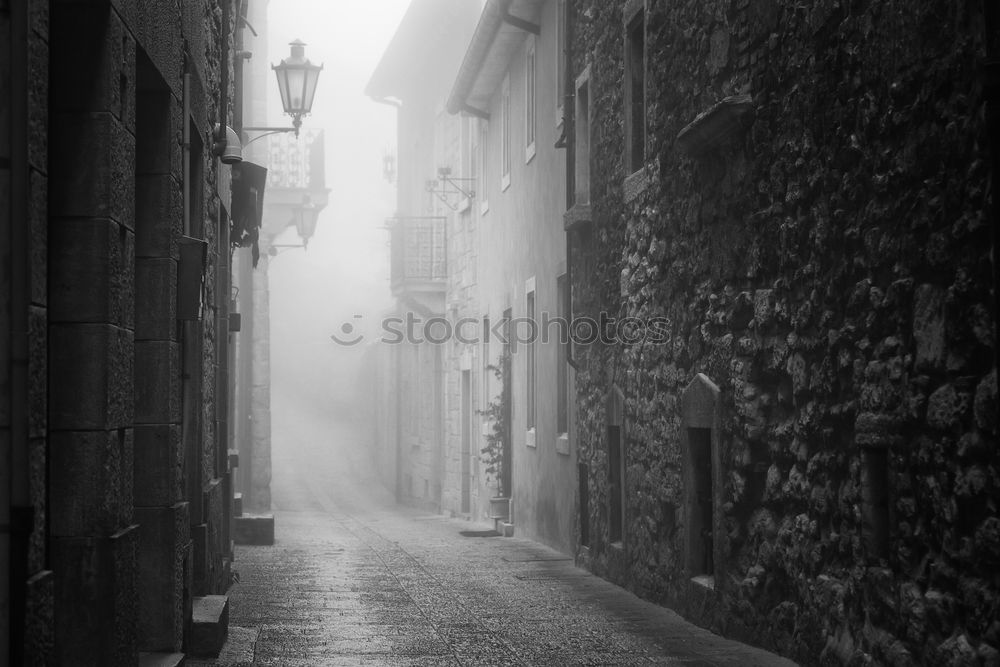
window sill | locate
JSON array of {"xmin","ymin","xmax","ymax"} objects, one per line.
[
  {"xmin": 525, "ymin": 427, "xmax": 536, "ymax": 448},
  {"xmin": 563, "ymin": 202, "xmax": 592, "ymax": 231},
  {"xmin": 480, "ymin": 200, "xmax": 489, "ymax": 216},
  {"xmin": 501, "ymin": 173, "xmax": 511, "ymax": 192},
  {"xmin": 525, "ymin": 141, "xmax": 536, "ymax": 164},
  {"xmin": 623, "ymin": 164, "xmax": 653, "ymax": 204},
  {"xmin": 690, "ymin": 574, "xmax": 715, "ymax": 590},
  {"xmin": 555, "ymin": 432, "xmax": 569, "ymax": 455}
]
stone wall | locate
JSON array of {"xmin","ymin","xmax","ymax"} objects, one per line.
[
  {"xmin": 569, "ymin": 0, "xmax": 997, "ymax": 663},
  {"xmin": 3, "ymin": 0, "xmax": 55, "ymax": 662},
  {"xmin": 1, "ymin": 0, "xmax": 239, "ymax": 662}
]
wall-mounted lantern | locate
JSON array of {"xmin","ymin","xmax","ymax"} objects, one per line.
[
  {"xmin": 268, "ymin": 196, "xmax": 321, "ymax": 255},
  {"xmin": 273, "ymin": 39, "xmax": 323, "ymax": 136},
  {"xmin": 293, "ymin": 199, "xmax": 320, "ymax": 247},
  {"xmin": 243, "ymin": 40, "xmax": 324, "ymax": 146}
]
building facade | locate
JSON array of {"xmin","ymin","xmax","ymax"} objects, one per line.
[
  {"xmin": 370, "ymin": 0, "xmax": 999, "ymax": 663},
  {"xmin": 365, "ymin": 0, "xmax": 482, "ymax": 513},
  {"xmin": 446, "ymin": 0, "xmax": 577, "ymax": 553},
  {"xmin": 566, "ymin": 0, "xmax": 999, "ymax": 664},
  {"xmin": 368, "ymin": 0, "xmax": 580, "ymax": 554},
  {"xmin": 2, "ymin": 0, "xmax": 264, "ymax": 663}
]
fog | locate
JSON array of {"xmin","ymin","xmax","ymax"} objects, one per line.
[{"xmin": 265, "ymin": 0, "xmax": 408, "ymax": 488}]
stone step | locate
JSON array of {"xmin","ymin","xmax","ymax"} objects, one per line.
[
  {"xmin": 138, "ymin": 652, "xmax": 185, "ymax": 667},
  {"xmin": 233, "ymin": 513, "xmax": 274, "ymax": 545},
  {"xmin": 188, "ymin": 595, "xmax": 229, "ymax": 658},
  {"xmin": 232, "ymin": 492, "xmax": 242, "ymax": 517}
]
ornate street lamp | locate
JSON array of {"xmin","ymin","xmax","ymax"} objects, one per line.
[
  {"xmin": 272, "ymin": 39, "xmax": 323, "ymax": 137},
  {"xmin": 241, "ymin": 40, "xmax": 324, "ymax": 147},
  {"xmin": 293, "ymin": 200, "xmax": 320, "ymax": 247},
  {"xmin": 268, "ymin": 198, "xmax": 321, "ymax": 255}
]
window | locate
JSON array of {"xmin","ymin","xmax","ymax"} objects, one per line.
[
  {"xmin": 574, "ymin": 70, "xmax": 591, "ymax": 205},
  {"xmin": 608, "ymin": 425, "xmax": 623, "ymax": 543},
  {"xmin": 862, "ymin": 447, "xmax": 890, "ymax": 561},
  {"xmin": 607, "ymin": 385, "xmax": 625, "ymax": 545},
  {"xmin": 681, "ymin": 373, "xmax": 720, "ymax": 587},
  {"xmin": 500, "ymin": 74, "xmax": 511, "ymax": 190},
  {"xmin": 556, "ymin": 273, "xmax": 568, "ymax": 434},
  {"xmin": 624, "ymin": 7, "xmax": 646, "ymax": 174},
  {"xmin": 482, "ymin": 313, "xmax": 491, "ymax": 412},
  {"xmin": 688, "ymin": 428, "xmax": 713, "ymax": 575},
  {"xmin": 526, "ymin": 288, "xmax": 536, "ymax": 432},
  {"xmin": 578, "ymin": 463, "xmax": 590, "ymax": 547},
  {"xmin": 525, "ymin": 36, "xmax": 537, "ymax": 161},
  {"xmin": 478, "ymin": 119, "xmax": 489, "ymax": 214}
]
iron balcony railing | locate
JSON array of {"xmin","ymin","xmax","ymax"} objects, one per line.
[{"xmin": 387, "ymin": 216, "xmax": 447, "ymax": 291}]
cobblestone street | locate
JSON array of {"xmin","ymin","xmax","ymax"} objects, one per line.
[{"xmin": 192, "ymin": 411, "xmax": 797, "ymax": 666}]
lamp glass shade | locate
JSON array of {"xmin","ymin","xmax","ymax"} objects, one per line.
[
  {"xmin": 294, "ymin": 203, "xmax": 319, "ymax": 242},
  {"xmin": 273, "ymin": 40, "xmax": 323, "ymax": 117}
]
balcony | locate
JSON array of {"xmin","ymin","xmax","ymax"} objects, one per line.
[{"xmin": 388, "ymin": 216, "xmax": 447, "ymax": 297}]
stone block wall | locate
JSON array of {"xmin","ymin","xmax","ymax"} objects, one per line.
[
  {"xmin": 569, "ymin": 0, "xmax": 997, "ymax": 663},
  {"xmin": 3, "ymin": 0, "xmax": 55, "ymax": 662},
  {"xmin": 0, "ymin": 0, "xmax": 238, "ymax": 663}
]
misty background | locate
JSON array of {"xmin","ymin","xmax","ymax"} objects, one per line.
[{"xmin": 264, "ymin": 0, "xmax": 409, "ymax": 488}]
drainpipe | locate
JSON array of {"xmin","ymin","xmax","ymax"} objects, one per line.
[
  {"xmin": 215, "ymin": 0, "xmax": 230, "ymax": 155},
  {"xmin": 183, "ymin": 67, "xmax": 191, "ymax": 237},
  {"xmin": 564, "ymin": 0, "xmax": 579, "ymax": 370}
]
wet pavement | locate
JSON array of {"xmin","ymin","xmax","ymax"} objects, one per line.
[{"xmin": 191, "ymin": 406, "xmax": 797, "ymax": 666}]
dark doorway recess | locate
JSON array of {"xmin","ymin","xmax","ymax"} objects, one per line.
[
  {"xmin": 579, "ymin": 463, "xmax": 590, "ymax": 547},
  {"xmin": 688, "ymin": 427, "xmax": 713, "ymax": 575}
]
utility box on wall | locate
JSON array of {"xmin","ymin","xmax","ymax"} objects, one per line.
[{"xmin": 178, "ymin": 236, "xmax": 208, "ymax": 320}]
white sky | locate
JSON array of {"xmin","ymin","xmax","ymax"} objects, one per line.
[{"xmin": 265, "ymin": 0, "xmax": 410, "ymax": 413}]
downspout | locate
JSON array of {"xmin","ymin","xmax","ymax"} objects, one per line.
[
  {"xmin": 183, "ymin": 65, "xmax": 191, "ymax": 236},
  {"xmin": 233, "ymin": 0, "xmax": 248, "ymax": 134},
  {"xmin": 216, "ymin": 0, "xmax": 230, "ymax": 154},
  {"xmin": 564, "ymin": 0, "xmax": 580, "ymax": 371}
]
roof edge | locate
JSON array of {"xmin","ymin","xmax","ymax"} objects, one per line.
[{"xmin": 445, "ymin": 0, "xmax": 504, "ymax": 115}]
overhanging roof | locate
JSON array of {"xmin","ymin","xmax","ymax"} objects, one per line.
[
  {"xmin": 365, "ymin": 0, "xmax": 480, "ymax": 103},
  {"xmin": 446, "ymin": 0, "xmax": 546, "ymax": 117}
]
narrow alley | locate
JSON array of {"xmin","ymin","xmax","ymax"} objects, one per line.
[{"xmin": 191, "ymin": 406, "xmax": 795, "ymax": 666}]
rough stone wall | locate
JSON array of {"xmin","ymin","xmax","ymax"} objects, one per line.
[{"xmin": 570, "ymin": 0, "xmax": 997, "ymax": 663}]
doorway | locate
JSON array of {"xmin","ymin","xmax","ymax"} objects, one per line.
[{"xmin": 461, "ymin": 370, "xmax": 472, "ymax": 514}]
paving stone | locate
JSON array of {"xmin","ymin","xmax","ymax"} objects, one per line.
[{"xmin": 191, "ymin": 418, "xmax": 796, "ymax": 666}]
